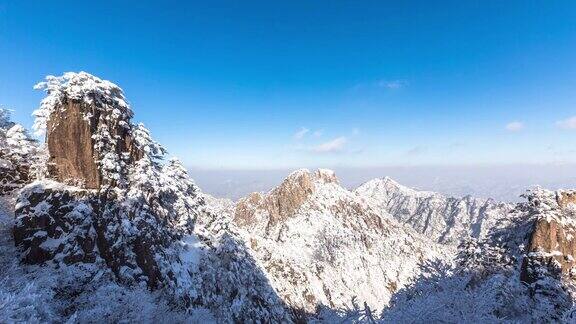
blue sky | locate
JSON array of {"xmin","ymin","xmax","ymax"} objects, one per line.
[{"xmin": 1, "ymin": 1, "xmax": 576, "ymax": 169}]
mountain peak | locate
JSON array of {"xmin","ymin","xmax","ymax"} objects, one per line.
[
  {"xmin": 356, "ymin": 176, "xmax": 511, "ymax": 244},
  {"xmin": 314, "ymin": 168, "xmax": 339, "ymax": 184},
  {"xmin": 357, "ymin": 176, "xmax": 435, "ymax": 199},
  {"xmin": 283, "ymin": 168, "xmax": 339, "ymax": 185},
  {"xmin": 233, "ymin": 168, "xmax": 343, "ymax": 234}
]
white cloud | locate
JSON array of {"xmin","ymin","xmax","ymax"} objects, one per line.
[
  {"xmin": 352, "ymin": 128, "xmax": 360, "ymax": 136},
  {"xmin": 312, "ymin": 137, "xmax": 348, "ymax": 153},
  {"xmin": 556, "ymin": 116, "xmax": 576, "ymax": 130},
  {"xmin": 313, "ymin": 129, "xmax": 324, "ymax": 137},
  {"xmin": 376, "ymin": 79, "xmax": 407, "ymax": 90},
  {"xmin": 293, "ymin": 127, "xmax": 309, "ymax": 140},
  {"xmin": 351, "ymin": 79, "xmax": 408, "ymax": 92},
  {"xmin": 505, "ymin": 121, "xmax": 524, "ymax": 132}
]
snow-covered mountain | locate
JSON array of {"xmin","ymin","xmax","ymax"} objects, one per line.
[
  {"xmin": 1, "ymin": 73, "xmax": 293, "ymax": 322},
  {"xmin": 382, "ymin": 187, "xmax": 576, "ymax": 323},
  {"xmin": 356, "ymin": 177, "xmax": 512, "ymax": 244},
  {"xmin": 226, "ymin": 168, "xmax": 451, "ymax": 313},
  {"xmin": 2, "ymin": 72, "xmax": 576, "ymax": 323}
]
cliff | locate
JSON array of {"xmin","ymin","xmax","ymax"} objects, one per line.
[{"xmin": 521, "ymin": 189, "xmax": 576, "ymax": 284}]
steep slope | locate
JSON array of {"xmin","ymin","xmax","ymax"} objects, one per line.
[
  {"xmin": 382, "ymin": 187, "xmax": 576, "ymax": 323},
  {"xmin": 227, "ymin": 169, "xmax": 452, "ymax": 314},
  {"xmin": 521, "ymin": 189, "xmax": 576, "ymax": 284},
  {"xmin": 16, "ymin": 73, "xmax": 201, "ymax": 290},
  {"xmin": 356, "ymin": 177, "xmax": 512, "ymax": 244},
  {"xmin": 3, "ymin": 72, "xmax": 293, "ymax": 322}
]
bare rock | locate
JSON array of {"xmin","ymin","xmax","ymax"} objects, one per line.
[
  {"xmin": 521, "ymin": 189, "xmax": 576, "ymax": 284},
  {"xmin": 234, "ymin": 169, "xmax": 322, "ymax": 232},
  {"xmin": 46, "ymin": 99, "xmax": 141, "ymax": 189},
  {"xmin": 46, "ymin": 100, "xmax": 101, "ymax": 188}
]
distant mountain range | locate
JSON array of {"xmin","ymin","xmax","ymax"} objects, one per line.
[{"xmin": 190, "ymin": 164, "xmax": 576, "ymax": 202}]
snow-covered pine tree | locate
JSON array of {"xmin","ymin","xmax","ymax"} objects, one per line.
[{"xmin": 0, "ymin": 108, "xmax": 39, "ymax": 193}]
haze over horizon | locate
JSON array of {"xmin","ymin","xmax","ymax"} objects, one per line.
[
  {"xmin": 189, "ymin": 163, "xmax": 576, "ymax": 202},
  {"xmin": 1, "ymin": 1, "xmax": 576, "ymax": 170}
]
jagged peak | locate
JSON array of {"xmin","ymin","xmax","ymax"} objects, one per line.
[
  {"xmin": 279, "ymin": 168, "xmax": 339, "ymax": 189},
  {"xmin": 33, "ymin": 71, "xmax": 132, "ymax": 135},
  {"xmin": 284, "ymin": 168, "xmax": 311, "ymax": 180},
  {"xmin": 234, "ymin": 168, "xmax": 345, "ymax": 231},
  {"xmin": 314, "ymin": 168, "xmax": 339, "ymax": 184}
]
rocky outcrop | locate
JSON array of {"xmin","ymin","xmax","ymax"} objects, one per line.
[
  {"xmin": 521, "ymin": 189, "xmax": 576, "ymax": 284},
  {"xmin": 234, "ymin": 169, "xmax": 316, "ymax": 232},
  {"xmin": 40, "ymin": 78, "xmax": 142, "ymax": 189},
  {"xmin": 13, "ymin": 73, "xmax": 202, "ymax": 290},
  {"xmin": 521, "ymin": 218, "xmax": 576, "ymax": 283},
  {"xmin": 234, "ymin": 168, "xmax": 342, "ymax": 232}
]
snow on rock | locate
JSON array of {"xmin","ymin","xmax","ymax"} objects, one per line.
[
  {"xmin": 520, "ymin": 187, "xmax": 576, "ymax": 287},
  {"xmin": 8, "ymin": 72, "xmax": 295, "ymax": 322},
  {"xmin": 382, "ymin": 187, "xmax": 576, "ymax": 323},
  {"xmin": 225, "ymin": 168, "xmax": 452, "ymax": 314},
  {"xmin": 33, "ymin": 73, "xmax": 143, "ymax": 188},
  {"xmin": 32, "ymin": 71, "xmax": 131, "ymax": 136},
  {"xmin": 355, "ymin": 176, "xmax": 512, "ymax": 244}
]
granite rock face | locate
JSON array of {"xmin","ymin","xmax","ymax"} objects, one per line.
[
  {"xmin": 234, "ymin": 169, "xmax": 316, "ymax": 233},
  {"xmin": 521, "ymin": 189, "xmax": 576, "ymax": 284},
  {"xmin": 13, "ymin": 73, "xmax": 200, "ymax": 290},
  {"xmin": 45, "ymin": 96, "xmax": 141, "ymax": 189},
  {"xmin": 46, "ymin": 100, "xmax": 101, "ymax": 188}
]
